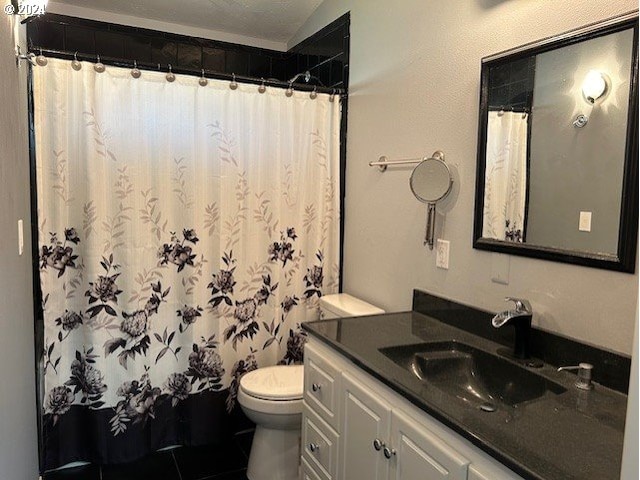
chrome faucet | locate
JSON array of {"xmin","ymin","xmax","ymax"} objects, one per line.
[{"xmin": 492, "ymin": 297, "xmax": 533, "ymax": 359}]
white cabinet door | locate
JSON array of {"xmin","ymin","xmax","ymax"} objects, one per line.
[
  {"xmin": 339, "ymin": 372, "xmax": 392, "ymax": 480},
  {"xmin": 390, "ymin": 409, "xmax": 470, "ymax": 480}
]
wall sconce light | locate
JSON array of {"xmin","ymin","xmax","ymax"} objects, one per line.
[
  {"xmin": 582, "ymin": 70, "xmax": 609, "ymax": 104},
  {"xmin": 573, "ymin": 70, "xmax": 611, "ymax": 128},
  {"xmin": 9, "ymin": 0, "xmax": 48, "ymax": 18}
]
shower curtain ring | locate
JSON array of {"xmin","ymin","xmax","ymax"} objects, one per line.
[
  {"xmin": 166, "ymin": 64, "xmax": 176, "ymax": 83},
  {"xmin": 71, "ymin": 51, "xmax": 82, "ymax": 71},
  {"xmin": 258, "ymin": 78, "xmax": 266, "ymax": 94},
  {"xmin": 230, "ymin": 73, "xmax": 238, "ymax": 90},
  {"xmin": 329, "ymin": 89, "xmax": 336, "ymax": 102},
  {"xmin": 94, "ymin": 54, "xmax": 105, "ymax": 73},
  {"xmin": 310, "ymin": 87, "xmax": 318, "ymax": 100},
  {"xmin": 36, "ymin": 47, "xmax": 48, "ymax": 67},
  {"xmin": 199, "ymin": 69, "xmax": 208, "ymax": 87},
  {"xmin": 285, "ymin": 81, "xmax": 294, "ymax": 97},
  {"xmin": 131, "ymin": 60, "xmax": 141, "ymax": 79}
]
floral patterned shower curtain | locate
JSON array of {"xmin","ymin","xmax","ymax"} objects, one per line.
[
  {"xmin": 482, "ymin": 111, "xmax": 529, "ymax": 242},
  {"xmin": 33, "ymin": 58, "xmax": 340, "ymax": 469}
]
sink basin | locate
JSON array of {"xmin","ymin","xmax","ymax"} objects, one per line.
[{"xmin": 379, "ymin": 341, "xmax": 566, "ymax": 408}]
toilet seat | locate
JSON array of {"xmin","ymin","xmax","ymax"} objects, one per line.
[
  {"xmin": 238, "ymin": 388, "xmax": 303, "ymax": 415},
  {"xmin": 238, "ymin": 365, "xmax": 304, "ymax": 415},
  {"xmin": 240, "ymin": 365, "xmax": 304, "ymax": 400}
]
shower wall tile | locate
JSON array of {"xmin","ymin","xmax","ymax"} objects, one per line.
[
  {"xmin": 177, "ymin": 43, "xmax": 202, "ymax": 69},
  {"xmin": 330, "ymin": 59, "xmax": 345, "ymax": 87},
  {"xmin": 270, "ymin": 57, "xmax": 288, "ymax": 82},
  {"xmin": 28, "ymin": 22, "xmax": 65, "ymax": 51},
  {"xmin": 124, "ymin": 35, "xmax": 153, "ymax": 63},
  {"xmin": 151, "ymin": 38, "xmax": 178, "ymax": 65},
  {"xmin": 488, "ymin": 56, "xmax": 536, "ymax": 110},
  {"xmin": 203, "ymin": 47, "xmax": 226, "ymax": 72},
  {"xmin": 288, "ymin": 14, "xmax": 350, "ymax": 90},
  {"xmin": 248, "ymin": 53, "xmax": 271, "ymax": 78},
  {"xmin": 225, "ymin": 51, "xmax": 250, "ymax": 76},
  {"xmin": 64, "ymin": 25, "xmax": 95, "ymax": 55},
  {"xmin": 95, "ymin": 31, "xmax": 126, "ymax": 59}
]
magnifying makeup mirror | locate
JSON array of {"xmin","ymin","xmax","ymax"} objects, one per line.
[{"xmin": 409, "ymin": 151, "xmax": 453, "ymax": 249}]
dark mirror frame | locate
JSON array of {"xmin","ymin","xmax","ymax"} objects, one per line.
[{"xmin": 473, "ymin": 14, "xmax": 639, "ymax": 273}]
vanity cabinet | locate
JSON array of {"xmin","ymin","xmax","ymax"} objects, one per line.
[{"xmin": 303, "ymin": 338, "xmax": 524, "ymax": 480}]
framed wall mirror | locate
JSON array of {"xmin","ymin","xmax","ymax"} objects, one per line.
[{"xmin": 473, "ymin": 13, "xmax": 639, "ymax": 273}]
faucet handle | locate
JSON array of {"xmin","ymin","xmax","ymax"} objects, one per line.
[
  {"xmin": 557, "ymin": 363, "xmax": 594, "ymax": 390},
  {"xmin": 505, "ymin": 297, "xmax": 532, "ymax": 314}
]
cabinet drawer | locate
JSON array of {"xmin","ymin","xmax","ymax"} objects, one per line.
[
  {"xmin": 304, "ymin": 343, "xmax": 341, "ymax": 430},
  {"xmin": 302, "ymin": 457, "xmax": 330, "ymax": 480},
  {"xmin": 302, "ymin": 402, "xmax": 339, "ymax": 479}
]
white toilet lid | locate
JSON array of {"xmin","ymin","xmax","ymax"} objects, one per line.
[{"xmin": 240, "ymin": 365, "xmax": 304, "ymax": 400}]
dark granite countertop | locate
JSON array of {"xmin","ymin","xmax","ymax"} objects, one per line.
[{"xmin": 302, "ymin": 311, "xmax": 627, "ymax": 480}]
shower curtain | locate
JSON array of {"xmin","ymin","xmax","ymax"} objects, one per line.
[
  {"xmin": 33, "ymin": 58, "xmax": 340, "ymax": 469},
  {"xmin": 482, "ymin": 111, "xmax": 529, "ymax": 242}
]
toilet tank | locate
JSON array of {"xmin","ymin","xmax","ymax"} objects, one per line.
[{"xmin": 319, "ymin": 293, "xmax": 385, "ymax": 319}]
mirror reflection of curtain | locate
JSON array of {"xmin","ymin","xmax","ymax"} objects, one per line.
[{"xmin": 483, "ymin": 111, "xmax": 529, "ymax": 242}]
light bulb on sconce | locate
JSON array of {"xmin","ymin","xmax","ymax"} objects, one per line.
[
  {"xmin": 573, "ymin": 70, "xmax": 610, "ymax": 128},
  {"xmin": 582, "ymin": 70, "xmax": 609, "ymax": 104}
]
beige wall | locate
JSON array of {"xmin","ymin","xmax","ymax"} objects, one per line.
[
  {"xmin": 291, "ymin": 0, "xmax": 638, "ymax": 355},
  {"xmin": 0, "ymin": 14, "xmax": 39, "ymax": 480}
]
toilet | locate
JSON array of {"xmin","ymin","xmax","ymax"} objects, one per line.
[{"xmin": 238, "ymin": 293, "xmax": 384, "ymax": 480}]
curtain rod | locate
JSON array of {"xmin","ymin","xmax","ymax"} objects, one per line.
[
  {"xmin": 29, "ymin": 47, "xmax": 346, "ymax": 96},
  {"xmin": 488, "ymin": 106, "xmax": 530, "ymax": 113}
]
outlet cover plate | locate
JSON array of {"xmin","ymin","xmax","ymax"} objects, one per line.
[{"xmin": 436, "ymin": 239, "xmax": 450, "ymax": 269}]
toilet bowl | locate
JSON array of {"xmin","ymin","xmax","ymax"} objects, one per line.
[
  {"xmin": 238, "ymin": 294, "xmax": 384, "ymax": 480},
  {"xmin": 239, "ymin": 365, "xmax": 304, "ymax": 480}
]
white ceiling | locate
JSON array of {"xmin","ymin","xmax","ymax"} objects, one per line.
[{"xmin": 50, "ymin": 0, "xmax": 324, "ymax": 45}]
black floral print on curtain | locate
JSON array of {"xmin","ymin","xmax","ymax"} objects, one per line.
[{"xmin": 33, "ymin": 58, "xmax": 340, "ymax": 470}]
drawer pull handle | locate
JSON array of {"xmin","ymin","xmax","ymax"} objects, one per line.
[
  {"xmin": 312, "ymin": 383, "xmax": 322, "ymax": 392},
  {"xmin": 308, "ymin": 442, "xmax": 320, "ymax": 453},
  {"xmin": 373, "ymin": 438, "xmax": 385, "ymax": 451},
  {"xmin": 383, "ymin": 446, "xmax": 397, "ymax": 459}
]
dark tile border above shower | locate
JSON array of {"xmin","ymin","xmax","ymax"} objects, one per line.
[
  {"xmin": 412, "ymin": 290, "xmax": 632, "ymax": 394},
  {"xmin": 27, "ymin": 12, "xmax": 349, "ymax": 90}
]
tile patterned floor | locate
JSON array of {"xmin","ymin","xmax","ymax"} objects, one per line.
[{"xmin": 43, "ymin": 430, "xmax": 253, "ymax": 480}]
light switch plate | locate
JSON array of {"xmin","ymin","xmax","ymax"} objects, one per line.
[
  {"xmin": 18, "ymin": 219, "xmax": 24, "ymax": 256},
  {"xmin": 579, "ymin": 211, "xmax": 592, "ymax": 232},
  {"xmin": 436, "ymin": 239, "xmax": 450, "ymax": 269}
]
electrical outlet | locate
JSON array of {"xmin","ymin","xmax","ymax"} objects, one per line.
[{"xmin": 436, "ymin": 239, "xmax": 450, "ymax": 269}]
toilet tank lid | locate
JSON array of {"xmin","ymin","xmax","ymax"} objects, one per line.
[
  {"xmin": 240, "ymin": 365, "xmax": 303, "ymax": 400},
  {"xmin": 319, "ymin": 293, "xmax": 385, "ymax": 317}
]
